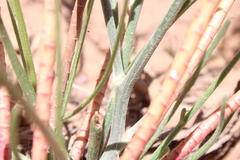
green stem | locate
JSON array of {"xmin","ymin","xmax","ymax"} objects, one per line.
[
  {"xmin": 125, "ymin": 0, "xmax": 185, "ymax": 82},
  {"xmin": 87, "ymin": 114, "xmax": 103, "ymax": 160},
  {"xmin": 54, "ymin": 0, "xmax": 68, "ymax": 158},
  {"xmin": 100, "ymin": 1, "xmax": 187, "ymax": 159},
  {"xmin": 10, "ymin": 106, "xmax": 21, "ymax": 160}
]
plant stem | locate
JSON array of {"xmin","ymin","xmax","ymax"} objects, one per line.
[
  {"xmin": 120, "ymin": 1, "xmax": 187, "ymax": 159},
  {"xmin": 122, "ymin": 0, "xmax": 144, "ymax": 70},
  {"xmin": 139, "ymin": 16, "xmax": 231, "ymax": 159},
  {"xmin": 0, "ymin": 36, "xmax": 11, "ymax": 160},
  {"xmin": 61, "ymin": 0, "xmax": 95, "ymax": 120},
  {"xmin": 162, "ymin": 90, "xmax": 240, "ymax": 160},
  {"xmin": 69, "ymin": 50, "xmax": 110, "ymax": 160},
  {"xmin": 87, "ymin": 113, "xmax": 103, "ymax": 160},
  {"xmin": 61, "ymin": 0, "xmax": 87, "ymax": 97},
  {"xmin": 0, "ymin": 71, "xmax": 67, "ymax": 160},
  {"xmin": 150, "ymin": 50, "xmax": 240, "ymax": 160},
  {"xmin": 31, "ymin": 0, "xmax": 57, "ymax": 158},
  {"xmin": 9, "ymin": 106, "xmax": 21, "ymax": 160},
  {"xmin": 189, "ymin": 95, "xmax": 228, "ymax": 160}
]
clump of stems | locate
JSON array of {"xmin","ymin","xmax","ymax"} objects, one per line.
[{"xmin": 0, "ymin": 0, "xmax": 239, "ymax": 160}]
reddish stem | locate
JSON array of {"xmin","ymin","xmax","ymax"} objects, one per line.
[
  {"xmin": 120, "ymin": 0, "xmax": 222, "ymax": 159},
  {"xmin": 31, "ymin": 0, "xmax": 56, "ymax": 159},
  {"xmin": 0, "ymin": 36, "xmax": 11, "ymax": 160},
  {"xmin": 162, "ymin": 90, "xmax": 240, "ymax": 160},
  {"xmin": 69, "ymin": 51, "xmax": 111, "ymax": 160}
]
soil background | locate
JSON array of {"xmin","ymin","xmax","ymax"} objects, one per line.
[{"xmin": 1, "ymin": 0, "xmax": 240, "ymax": 159}]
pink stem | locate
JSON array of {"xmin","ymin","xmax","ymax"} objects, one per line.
[
  {"xmin": 69, "ymin": 51, "xmax": 111, "ymax": 160},
  {"xmin": 31, "ymin": 0, "xmax": 56, "ymax": 159},
  {"xmin": 0, "ymin": 36, "xmax": 11, "ymax": 160},
  {"xmin": 120, "ymin": 0, "xmax": 223, "ymax": 159},
  {"xmin": 162, "ymin": 90, "xmax": 240, "ymax": 160}
]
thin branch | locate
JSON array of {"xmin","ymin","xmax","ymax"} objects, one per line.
[
  {"xmin": 0, "ymin": 35, "xmax": 11, "ymax": 160},
  {"xmin": 61, "ymin": 0, "xmax": 87, "ymax": 93},
  {"xmin": 31, "ymin": 0, "xmax": 56, "ymax": 158},
  {"xmin": 162, "ymin": 90, "xmax": 240, "ymax": 160},
  {"xmin": 69, "ymin": 51, "xmax": 111, "ymax": 160}
]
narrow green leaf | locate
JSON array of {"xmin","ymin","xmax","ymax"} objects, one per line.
[
  {"xmin": 0, "ymin": 17, "xmax": 36, "ymax": 107},
  {"xmin": 99, "ymin": 87, "xmax": 116, "ymax": 154},
  {"xmin": 122, "ymin": 0, "xmax": 144, "ymax": 70},
  {"xmin": 7, "ymin": 0, "xmax": 37, "ymax": 90},
  {"xmin": 62, "ymin": 0, "xmax": 96, "ymax": 119},
  {"xmin": 101, "ymin": 0, "xmax": 124, "ymax": 79},
  {"xmin": 125, "ymin": 0, "xmax": 186, "ymax": 82}
]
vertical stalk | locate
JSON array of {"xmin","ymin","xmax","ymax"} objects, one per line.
[
  {"xmin": 87, "ymin": 113, "xmax": 103, "ymax": 160},
  {"xmin": 0, "ymin": 35, "xmax": 11, "ymax": 159},
  {"xmin": 121, "ymin": 0, "xmax": 144, "ymax": 70},
  {"xmin": 50, "ymin": 0, "xmax": 87, "ymax": 130},
  {"xmin": 31, "ymin": 0, "xmax": 56, "ymax": 159},
  {"xmin": 61, "ymin": 0, "xmax": 87, "ymax": 93},
  {"xmin": 69, "ymin": 51, "xmax": 111, "ymax": 160}
]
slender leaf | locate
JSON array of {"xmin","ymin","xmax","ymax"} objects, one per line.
[
  {"xmin": 122, "ymin": 0, "xmax": 144, "ymax": 70},
  {"xmin": 101, "ymin": 0, "xmax": 124, "ymax": 79},
  {"xmin": 0, "ymin": 17, "xmax": 36, "ymax": 107},
  {"xmin": 7, "ymin": 0, "xmax": 37, "ymax": 90},
  {"xmin": 62, "ymin": 0, "xmax": 96, "ymax": 119}
]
